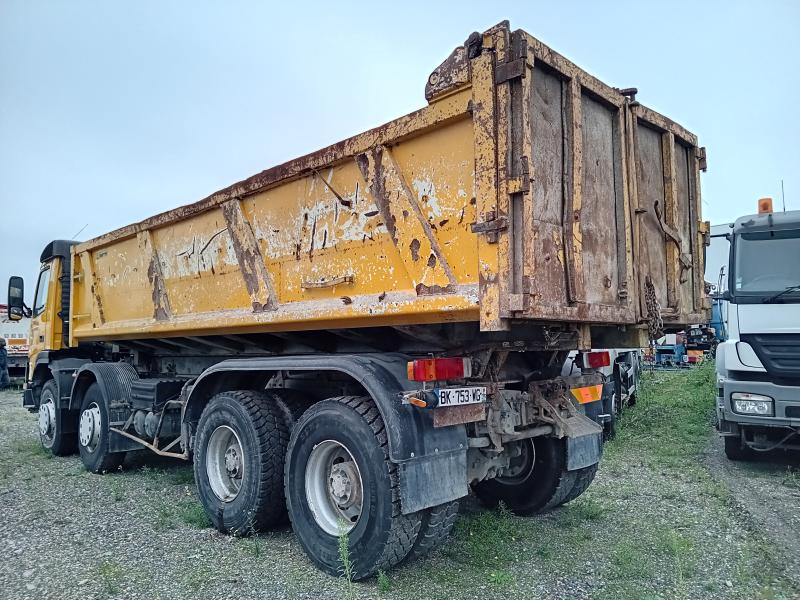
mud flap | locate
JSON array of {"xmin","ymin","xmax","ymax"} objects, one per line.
[
  {"xmin": 562, "ymin": 413, "xmax": 604, "ymax": 471},
  {"xmin": 396, "ymin": 449, "xmax": 468, "ymax": 514}
]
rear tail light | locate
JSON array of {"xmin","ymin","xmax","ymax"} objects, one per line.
[
  {"xmin": 407, "ymin": 357, "xmax": 471, "ymax": 382},
  {"xmin": 577, "ymin": 351, "xmax": 611, "ymax": 370}
]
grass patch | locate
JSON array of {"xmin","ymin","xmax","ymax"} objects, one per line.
[
  {"xmin": 182, "ymin": 564, "xmax": 213, "ymax": 593},
  {"xmin": 450, "ymin": 503, "xmax": 517, "ymax": 565},
  {"xmin": 153, "ymin": 499, "xmax": 210, "ymax": 530},
  {"xmin": 605, "ymin": 361, "xmax": 716, "ymax": 469},
  {"xmin": 177, "ymin": 499, "xmax": 211, "ymax": 528},
  {"xmin": 96, "ymin": 560, "xmax": 123, "ymax": 596},
  {"xmin": 15, "ymin": 438, "xmax": 52, "ymax": 460},
  {"xmin": 166, "ymin": 465, "xmax": 195, "ymax": 486}
]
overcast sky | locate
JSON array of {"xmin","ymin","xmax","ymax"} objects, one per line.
[{"xmin": 2, "ymin": 0, "xmax": 798, "ymax": 302}]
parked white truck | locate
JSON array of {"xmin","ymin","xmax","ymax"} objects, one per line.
[{"xmin": 715, "ymin": 201, "xmax": 800, "ymax": 459}]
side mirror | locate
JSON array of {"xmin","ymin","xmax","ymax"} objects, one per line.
[{"xmin": 7, "ymin": 276, "xmax": 25, "ymax": 321}]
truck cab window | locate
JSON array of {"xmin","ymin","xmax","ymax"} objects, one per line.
[
  {"xmin": 33, "ymin": 267, "xmax": 51, "ymax": 317},
  {"xmin": 734, "ymin": 229, "xmax": 800, "ymax": 294}
]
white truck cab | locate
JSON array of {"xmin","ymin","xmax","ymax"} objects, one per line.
[{"xmin": 715, "ymin": 203, "xmax": 800, "ymax": 459}]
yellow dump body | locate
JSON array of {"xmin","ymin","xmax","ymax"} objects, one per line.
[{"xmin": 69, "ymin": 23, "xmax": 708, "ymax": 345}]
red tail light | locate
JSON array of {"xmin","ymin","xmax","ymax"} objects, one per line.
[
  {"xmin": 407, "ymin": 357, "xmax": 471, "ymax": 382},
  {"xmin": 579, "ymin": 351, "xmax": 611, "ymax": 369}
]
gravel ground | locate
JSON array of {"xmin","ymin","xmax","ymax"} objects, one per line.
[{"xmin": 0, "ymin": 370, "xmax": 798, "ymax": 600}]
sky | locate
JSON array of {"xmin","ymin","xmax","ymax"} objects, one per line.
[{"xmin": 1, "ymin": 0, "xmax": 798, "ymax": 302}]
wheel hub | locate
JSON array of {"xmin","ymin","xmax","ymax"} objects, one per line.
[
  {"xmin": 79, "ymin": 403, "xmax": 102, "ymax": 452},
  {"xmin": 224, "ymin": 446, "xmax": 241, "ymax": 477},
  {"xmin": 38, "ymin": 400, "xmax": 55, "ymax": 438},
  {"xmin": 329, "ymin": 461, "xmax": 361, "ymax": 509}
]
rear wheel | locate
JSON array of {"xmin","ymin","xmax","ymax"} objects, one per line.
[
  {"xmin": 78, "ymin": 382, "xmax": 125, "ymax": 473},
  {"xmin": 473, "ymin": 437, "xmax": 581, "ymax": 515},
  {"xmin": 194, "ymin": 390, "xmax": 289, "ymax": 534},
  {"xmin": 264, "ymin": 389, "xmax": 313, "ymax": 430},
  {"xmin": 559, "ymin": 463, "xmax": 598, "ymax": 505},
  {"xmin": 38, "ymin": 380, "xmax": 77, "ymax": 456},
  {"xmin": 403, "ymin": 500, "xmax": 459, "ymax": 563},
  {"xmin": 285, "ymin": 396, "xmax": 422, "ymax": 579}
]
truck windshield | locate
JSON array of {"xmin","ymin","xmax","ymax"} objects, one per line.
[{"xmin": 733, "ymin": 228, "xmax": 800, "ymax": 298}]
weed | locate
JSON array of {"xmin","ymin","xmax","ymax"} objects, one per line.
[
  {"xmin": 487, "ymin": 569, "xmax": 514, "ymax": 587},
  {"xmin": 377, "ymin": 569, "xmax": 391, "ymax": 593},
  {"xmin": 96, "ymin": 560, "xmax": 122, "ymax": 596},
  {"xmin": 337, "ymin": 519, "xmax": 356, "ymax": 600},
  {"xmin": 109, "ymin": 480, "xmax": 125, "ymax": 502}
]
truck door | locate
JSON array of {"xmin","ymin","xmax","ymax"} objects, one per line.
[{"xmin": 28, "ymin": 261, "xmax": 62, "ymax": 370}]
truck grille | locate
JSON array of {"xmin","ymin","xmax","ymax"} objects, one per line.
[{"xmin": 740, "ymin": 334, "xmax": 800, "ymax": 381}]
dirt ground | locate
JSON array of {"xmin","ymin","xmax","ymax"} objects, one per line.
[
  {"xmin": 0, "ymin": 368, "xmax": 798, "ymax": 599},
  {"xmin": 705, "ymin": 435, "xmax": 800, "ymax": 585}
]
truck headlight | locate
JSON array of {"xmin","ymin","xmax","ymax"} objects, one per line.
[{"xmin": 731, "ymin": 392, "xmax": 773, "ymax": 416}]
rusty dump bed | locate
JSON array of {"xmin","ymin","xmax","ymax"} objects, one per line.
[{"xmin": 69, "ymin": 22, "xmax": 708, "ymax": 345}]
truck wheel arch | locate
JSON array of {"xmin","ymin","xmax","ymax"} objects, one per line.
[
  {"xmin": 185, "ymin": 354, "xmax": 469, "ymax": 514},
  {"xmin": 70, "ymin": 362, "xmax": 139, "ymax": 412}
]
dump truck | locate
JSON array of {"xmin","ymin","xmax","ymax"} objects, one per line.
[{"xmin": 6, "ymin": 21, "xmax": 708, "ymax": 579}]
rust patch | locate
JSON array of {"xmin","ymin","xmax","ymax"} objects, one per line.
[
  {"xmin": 415, "ymin": 283, "xmax": 454, "ymax": 295},
  {"xmin": 409, "ymin": 239, "xmax": 421, "ymax": 261},
  {"xmin": 139, "ymin": 230, "xmax": 172, "ymax": 322},
  {"xmin": 222, "ymin": 199, "xmax": 278, "ymax": 311},
  {"xmin": 356, "ymin": 147, "xmax": 398, "ymax": 242},
  {"xmin": 433, "ymin": 403, "xmax": 486, "ymax": 428}
]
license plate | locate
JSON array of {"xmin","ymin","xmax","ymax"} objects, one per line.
[{"xmin": 437, "ymin": 386, "xmax": 487, "ymax": 407}]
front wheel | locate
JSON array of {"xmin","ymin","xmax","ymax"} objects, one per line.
[
  {"xmin": 724, "ymin": 435, "xmax": 755, "ymax": 461},
  {"xmin": 472, "ymin": 437, "xmax": 582, "ymax": 515},
  {"xmin": 38, "ymin": 380, "xmax": 77, "ymax": 456},
  {"xmin": 285, "ymin": 396, "xmax": 422, "ymax": 580}
]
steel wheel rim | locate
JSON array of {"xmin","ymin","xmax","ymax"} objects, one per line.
[
  {"xmin": 79, "ymin": 402, "xmax": 102, "ymax": 453},
  {"xmin": 305, "ymin": 440, "xmax": 364, "ymax": 536},
  {"xmin": 206, "ymin": 425, "xmax": 245, "ymax": 502},
  {"xmin": 38, "ymin": 395, "xmax": 57, "ymax": 448},
  {"xmin": 496, "ymin": 439, "xmax": 535, "ymax": 484}
]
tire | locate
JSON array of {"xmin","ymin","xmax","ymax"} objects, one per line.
[
  {"xmin": 264, "ymin": 389, "xmax": 312, "ymax": 430},
  {"xmin": 38, "ymin": 380, "xmax": 77, "ymax": 456},
  {"xmin": 285, "ymin": 396, "xmax": 422, "ymax": 580},
  {"xmin": 194, "ymin": 390, "xmax": 289, "ymax": 534},
  {"xmin": 724, "ymin": 435, "xmax": 755, "ymax": 461},
  {"xmin": 403, "ymin": 500, "xmax": 459, "ymax": 564},
  {"xmin": 558, "ymin": 463, "xmax": 598, "ymax": 505},
  {"xmin": 472, "ymin": 437, "xmax": 579, "ymax": 515},
  {"xmin": 78, "ymin": 382, "xmax": 125, "ymax": 473},
  {"xmin": 604, "ymin": 392, "xmax": 619, "ymax": 442}
]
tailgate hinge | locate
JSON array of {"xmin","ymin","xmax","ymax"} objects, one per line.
[
  {"xmin": 697, "ymin": 146, "xmax": 708, "ymax": 172},
  {"xmin": 508, "ymin": 155, "xmax": 531, "ymax": 194},
  {"xmin": 494, "ymin": 57, "xmax": 527, "ymax": 84},
  {"xmin": 471, "ymin": 211, "xmax": 508, "ymax": 243}
]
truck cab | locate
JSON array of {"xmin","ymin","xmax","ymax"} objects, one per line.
[{"xmin": 715, "ymin": 203, "xmax": 800, "ymax": 459}]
